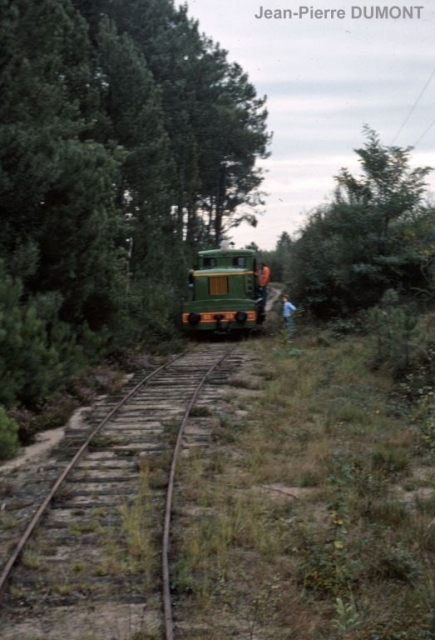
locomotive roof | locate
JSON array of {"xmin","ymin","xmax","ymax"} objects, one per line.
[{"xmin": 198, "ymin": 249, "xmax": 255, "ymax": 257}]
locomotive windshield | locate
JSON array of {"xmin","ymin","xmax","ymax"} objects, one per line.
[
  {"xmin": 203, "ymin": 257, "xmax": 217, "ymax": 268},
  {"xmin": 198, "ymin": 249, "xmax": 254, "ymax": 270},
  {"xmin": 232, "ymin": 257, "xmax": 246, "ymax": 267}
]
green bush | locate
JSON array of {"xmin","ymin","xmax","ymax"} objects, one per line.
[
  {"xmin": 113, "ymin": 279, "xmax": 181, "ymax": 350},
  {"xmin": 368, "ymin": 545, "xmax": 421, "ymax": 584},
  {"xmin": 368, "ymin": 290, "xmax": 421, "ymax": 374},
  {"xmin": 0, "ymin": 277, "xmax": 63, "ymax": 408},
  {"xmin": 0, "ymin": 406, "xmax": 19, "ymax": 460},
  {"xmin": 0, "ymin": 267, "xmax": 96, "ymax": 410}
]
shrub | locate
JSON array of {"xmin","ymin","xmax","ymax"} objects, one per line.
[
  {"xmin": 0, "ymin": 273, "xmax": 63, "ymax": 408},
  {"xmin": 0, "ymin": 267, "xmax": 95, "ymax": 410},
  {"xmin": 368, "ymin": 290, "xmax": 421, "ymax": 374},
  {"xmin": 368, "ymin": 545, "xmax": 421, "ymax": 584},
  {"xmin": 0, "ymin": 406, "xmax": 19, "ymax": 460}
]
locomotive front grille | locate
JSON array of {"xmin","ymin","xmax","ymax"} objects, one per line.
[{"xmin": 209, "ymin": 276, "xmax": 228, "ymax": 295}]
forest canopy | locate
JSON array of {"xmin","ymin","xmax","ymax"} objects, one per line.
[
  {"xmin": 0, "ymin": 0, "xmax": 270, "ymax": 419},
  {"xmin": 258, "ymin": 128, "xmax": 434, "ymax": 319}
]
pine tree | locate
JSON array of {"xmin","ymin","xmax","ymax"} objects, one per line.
[
  {"xmin": 0, "ymin": 0, "xmax": 125, "ymax": 327},
  {"xmin": 72, "ymin": 0, "xmax": 270, "ymax": 248}
]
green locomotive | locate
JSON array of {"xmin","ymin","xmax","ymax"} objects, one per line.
[{"xmin": 182, "ymin": 248, "xmax": 265, "ymax": 333}]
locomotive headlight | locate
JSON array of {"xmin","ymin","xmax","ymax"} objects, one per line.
[
  {"xmin": 234, "ymin": 311, "xmax": 247, "ymax": 323},
  {"xmin": 188, "ymin": 312, "xmax": 201, "ymax": 325}
]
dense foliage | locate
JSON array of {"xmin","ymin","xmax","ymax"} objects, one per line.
[
  {"xmin": 0, "ymin": 0, "xmax": 270, "ymax": 429},
  {"xmin": 277, "ymin": 129, "xmax": 434, "ymax": 318}
]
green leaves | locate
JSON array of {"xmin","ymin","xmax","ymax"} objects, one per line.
[
  {"xmin": 0, "ymin": 268, "xmax": 62, "ymax": 407},
  {"xmin": 0, "ymin": 0, "xmax": 271, "ymax": 420},
  {"xmin": 286, "ymin": 129, "xmax": 434, "ymax": 316},
  {"xmin": 0, "ymin": 406, "xmax": 19, "ymax": 461}
]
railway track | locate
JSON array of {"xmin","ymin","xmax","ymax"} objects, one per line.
[{"xmin": 0, "ymin": 343, "xmax": 245, "ymax": 640}]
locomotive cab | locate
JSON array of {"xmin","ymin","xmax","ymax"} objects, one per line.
[{"xmin": 182, "ymin": 248, "xmax": 264, "ymax": 333}]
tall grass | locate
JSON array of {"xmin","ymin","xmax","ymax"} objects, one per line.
[{"xmin": 171, "ymin": 326, "xmax": 435, "ymax": 638}]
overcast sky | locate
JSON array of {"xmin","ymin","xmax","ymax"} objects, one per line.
[{"xmin": 178, "ymin": 0, "xmax": 435, "ymax": 249}]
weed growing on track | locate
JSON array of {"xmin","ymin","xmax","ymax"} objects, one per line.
[
  {"xmin": 118, "ymin": 466, "xmax": 157, "ymax": 592},
  {"xmin": 22, "ymin": 550, "xmax": 46, "ymax": 571},
  {"xmin": 172, "ymin": 327, "xmax": 435, "ymax": 639}
]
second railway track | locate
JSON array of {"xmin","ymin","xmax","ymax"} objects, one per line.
[{"xmin": 0, "ymin": 343, "xmax": 245, "ymax": 640}]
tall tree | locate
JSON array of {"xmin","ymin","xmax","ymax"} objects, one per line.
[
  {"xmin": 95, "ymin": 19, "xmax": 179, "ymax": 277},
  {"xmin": 287, "ymin": 129, "xmax": 432, "ymax": 316},
  {"xmin": 0, "ymin": 0, "xmax": 123, "ymax": 327},
  {"xmin": 335, "ymin": 126, "xmax": 431, "ymax": 254},
  {"xmin": 196, "ymin": 60, "xmax": 270, "ymax": 246},
  {"xmin": 72, "ymin": 0, "xmax": 270, "ymax": 249}
]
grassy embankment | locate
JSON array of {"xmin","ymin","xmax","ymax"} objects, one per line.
[{"xmin": 170, "ymin": 310, "xmax": 435, "ymax": 639}]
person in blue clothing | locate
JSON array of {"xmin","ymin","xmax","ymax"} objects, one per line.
[{"xmin": 282, "ymin": 295, "xmax": 297, "ymax": 342}]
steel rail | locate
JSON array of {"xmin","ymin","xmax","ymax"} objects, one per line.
[
  {"xmin": 0, "ymin": 353, "xmax": 184, "ymax": 598},
  {"xmin": 162, "ymin": 346, "xmax": 235, "ymax": 640}
]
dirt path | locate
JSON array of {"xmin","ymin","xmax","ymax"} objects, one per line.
[
  {"xmin": 0, "ymin": 425, "xmax": 66, "ymax": 477},
  {"xmin": 266, "ymin": 282, "xmax": 282, "ymax": 312}
]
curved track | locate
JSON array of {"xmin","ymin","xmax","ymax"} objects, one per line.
[{"xmin": 0, "ymin": 343, "xmax": 243, "ymax": 640}]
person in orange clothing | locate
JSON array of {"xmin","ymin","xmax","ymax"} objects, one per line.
[{"xmin": 256, "ymin": 262, "xmax": 271, "ymax": 307}]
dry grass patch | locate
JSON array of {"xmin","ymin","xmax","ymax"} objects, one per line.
[
  {"xmin": 171, "ymin": 330, "xmax": 435, "ymax": 639},
  {"xmin": 117, "ymin": 466, "xmax": 158, "ymax": 590}
]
